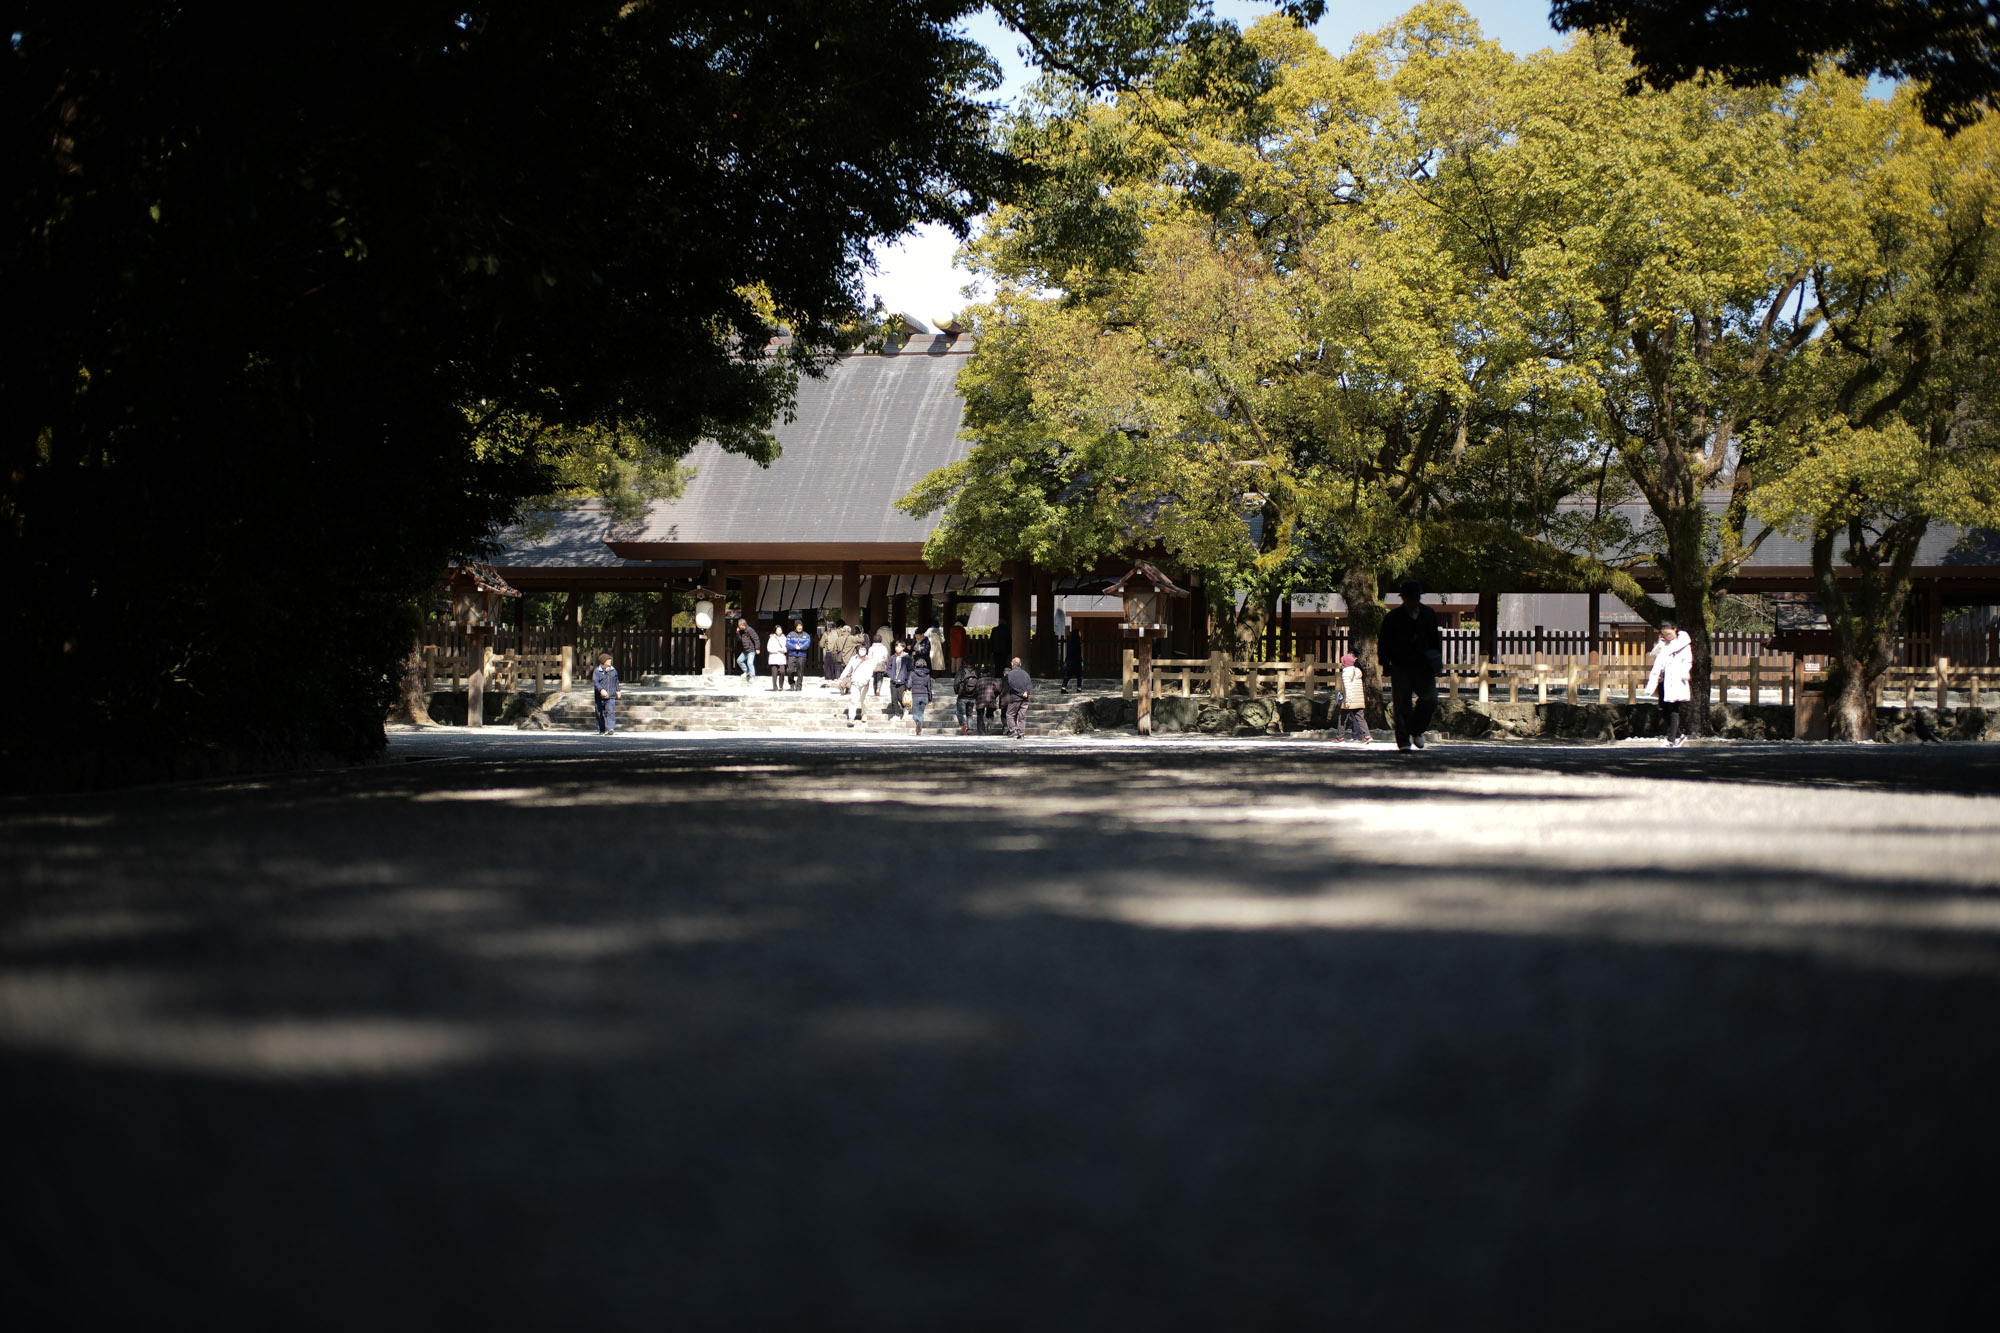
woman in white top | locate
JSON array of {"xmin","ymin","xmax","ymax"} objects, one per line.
[
  {"xmin": 1644, "ymin": 620, "xmax": 1694, "ymax": 747},
  {"xmin": 765, "ymin": 627, "xmax": 788, "ymax": 692}
]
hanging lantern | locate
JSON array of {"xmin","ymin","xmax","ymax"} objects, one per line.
[{"xmin": 693, "ymin": 598, "xmax": 715, "ymax": 631}]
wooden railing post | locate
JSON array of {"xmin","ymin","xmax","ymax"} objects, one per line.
[
  {"xmin": 1476, "ymin": 656, "xmax": 1490, "ymax": 704},
  {"xmin": 1938, "ymin": 656, "xmax": 1951, "ymax": 713},
  {"xmin": 1122, "ymin": 647, "xmax": 1135, "ymax": 700}
]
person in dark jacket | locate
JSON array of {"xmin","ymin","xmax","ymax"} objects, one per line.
[
  {"xmin": 591, "ymin": 652, "xmax": 620, "ymax": 735},
  {"xmin": 884, "ymin": 641, "xmax": 909, "ymax": 719},
  {"xmin": 734, "ymin": 618, "xmax": 761, "ymax": 683},
  {"xmin": 972, "ymin": 666, "xmax": 1004, "ymax": 735},
  {"xmin": 784, "ymin": 621, "xmax": 811, "ymax": 691},
  {"xmin": 955, "ymin": 662, "xmax": 980, "ymax": 734},
  {"xmin": 1060, "ymin": 629, "xmax": 1084, "ymax": 693},
  {"xmin": 908, "ymin": 638, "xmax": 934, "ymax": 735},
  {"xmin": 1002, "ymin": 656, "xmax": 1033, "ymax": 739},
  {"xmin": 1376, "ymin": 579, "xmax": 1443, "ymax": 750}
]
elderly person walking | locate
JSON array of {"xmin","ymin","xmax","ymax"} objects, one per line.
[
  {"xmin": 784, "ymin": 620, "xmax": 812, "ymax": 692},
  {"xmin": 1645, "ymin": 619, "xmax": 1695, "ymax": 748},
  {"xmin": 1002, "ymin": 656, "xmax": 1033, "ymax": 739},
  {"xmin": 1336, "ymin": 652, "xmax": 1371, "ymax": 743}
]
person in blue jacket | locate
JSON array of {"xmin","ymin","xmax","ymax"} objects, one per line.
[
  {"xmin": 784, "ymin": 620, "xmax": 812, "ymax": 691},
  {"xmin": 591, "ymin": 652, "xmax": 620, "ymax": 734}
]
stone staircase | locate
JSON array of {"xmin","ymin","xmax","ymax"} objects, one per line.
[{"xmin": 530, "ymin": 678, "xmax": 1108, "ymax": 737}]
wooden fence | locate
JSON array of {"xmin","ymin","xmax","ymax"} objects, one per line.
[{"xmin": 1120, "ymin": 649, "xmax": 2000, "ymax": 710}]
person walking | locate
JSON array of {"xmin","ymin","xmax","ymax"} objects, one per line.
[
  {"xmin": 1645, "ymin": 619, "xmax": 1695, "ymax": 747},
  {"xmin": 1377, "ymin": 579, "xmax": 1443, "ymax": 751},
  {"xmin": 948, "ymin": 621, "xmax": 967, "ymax": 673},
  {"xmin": 908, "ymin": 637, "xmax": 935, "ymax": 736},
  {"xmin": 735, "ymin": 617, "xmax": 761, "ymax": 685},
  {"xmin": 1060, "ymin": 628, "xmax": 1084, "ymax": 693},
  {"xmin": 765, "ymin": 625, "xmax": 788, "ymax": 691},
  {"xmin": 1336, "ymin": 652, "xmax": 1371, "ymax": 743},
  {"xmin": 884, "ymin": 641, "xmax": 909, "ymax": 720},
  {"xmin": 830, "ymin": 640, "xmax": 862, "ymax": 722},
  {"xmin": 1002, "ymin": 655, "xmax": 1033, "ymax": 739},
  {"xmin": 822, "ymin": 619, "xmax": 852, "ymax": 682},
  {"xmin": 871, "ymin": 624, "xmax": 893, "ymax": 696},
  {"xmin": 591, "ymin": 651, "xmax": 620, "ymax": 735},
  {"xmin": 973, "ymin": 664, "xmax": 1004, "ymax": 735},
  {"xmin": 955, "ymin": 660, "xmax": 980, "ymax": 734},
  {"xmin": 785, "ymin": 620, "xmax": 812, "ymax": 692}
]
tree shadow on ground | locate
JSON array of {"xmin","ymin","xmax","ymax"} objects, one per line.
[{"xmin": 3, "ymin": 750, "xmax": 1999, "ymax": 1331}]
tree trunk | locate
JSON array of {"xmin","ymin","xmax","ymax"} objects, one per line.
[
  {"xmin": 1476, "ymin": 588, "xmax": 1499, "ymax": 664},
  {"xmin": 388, "ymin": 639, "xmax": 435, "ymax": 726},
  {"xmin": 1827, "ymin": 654, "xmax": 1879, "ymax": 741},
  {"xmin": 1232, "ymin": 592, "xmax": 1270, "ymax": 662},
  {"xmin": 1341, "ymin": 567, "xmax": 1387, "ymax": 727}
]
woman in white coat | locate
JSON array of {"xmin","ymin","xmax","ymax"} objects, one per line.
[
  {"xmin": 1644, "ymin": 620, "xmax": 1694, "ymax": 747},
  {"xmin": 765, "ymin": 626, "xmax": 789, "ymax": 692}
]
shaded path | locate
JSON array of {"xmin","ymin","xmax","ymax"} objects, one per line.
[{"xmin": 5, "ymin": 737, "xmax": 1999, "ymax": 1329}]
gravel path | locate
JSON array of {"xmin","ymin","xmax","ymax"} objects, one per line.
[{"xmin": 5, "ymin": 733, "xmax": 2000, "ymax": 1330}]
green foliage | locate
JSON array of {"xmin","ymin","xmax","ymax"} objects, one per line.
[{"xmin": 1, "ymin": 0, "xmax": 1203, "ymax": 770}]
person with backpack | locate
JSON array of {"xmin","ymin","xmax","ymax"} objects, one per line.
[
  {"xmin": 973, "ymin": 665, "xmax": 1005, "ymax": 735},
  {"xmin": 954, "ymin": 660, "xmax": 980, "ymax": 734}
]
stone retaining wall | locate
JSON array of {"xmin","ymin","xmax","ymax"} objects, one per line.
[{"xmin": 1057, "ymin": 692, "xmax": 2000, "ymax": 743}]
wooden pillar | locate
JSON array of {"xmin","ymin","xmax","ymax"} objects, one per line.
[
  {"xmin": 1587, "ymin": 591, "xmax": 1602, "ymax": 663},
  {"xmin": 841, "ymin": 562, "xmax": 862, "ymax": 629},
  {"xmin": 1191, "ymin": 575, "xmax": 1210, "ymax": 658},
  {"xmin": 1136, "ymin": 636, "xmax": 1154, "ymax": 735},
  {"xmin": 1031, "ymin": 566, "xmax": 1056, "ymax": 675},
  {"xmin": 1008, "ymin": 562, "xmax": 1033, "ymax": 670},
  {"xmin": 892, "ymin": 591, "xmax": 909, "ymax": 638},
  {"xmin": 702, "ymin": 567, "xmax": 726, "ymax": 677},
  {"xmin": 1280, "ymin": 594, "xmax": 1294, "ymax": 660},
  {"xmin": 917, "ymin": 593, "xmax": 934, "ymax": 634},
  {"xmin": 739, "ymin": 574, "xmax": 761, "ymax": 634},
  {"xmin": 863, "ymin": 574, "xmax": 880, "ymax": 637},
  {"xmin": 467, "ymin": 628, "xmax": 490, "ymax": 728}
]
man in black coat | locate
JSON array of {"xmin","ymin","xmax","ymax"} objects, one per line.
[{"xmin": 1376, "ymin": 578, "xmax": 1443, "ymax": 750}]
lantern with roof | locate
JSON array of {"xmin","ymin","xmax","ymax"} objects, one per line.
[
  {"xmin": 1106, "ymin": 560, "xmax": 1190, "ymax": 735},
  {"xmin": 442, "ymin": 561, "xmax": 521, "ymax": 728}
]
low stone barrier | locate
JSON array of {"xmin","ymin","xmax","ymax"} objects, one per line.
[{"xmin": 1059, "ymin": 692, "xmax": 2000, "ymax": 743}]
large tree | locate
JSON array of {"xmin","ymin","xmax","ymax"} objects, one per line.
[
  {"xmin": 1551, "ymin": 0, "xmax": 2000, "ymax": 132},
  {"xmin": 1752, "ymin": 86, "xmax": 2000, "ymax": 738},
  {"xmin": 2, "ymin": 0, "xmax": 1280, "ymax": 775}
]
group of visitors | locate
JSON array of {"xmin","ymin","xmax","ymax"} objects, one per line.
[{"xmin": 715, "ymin": 591, "xmax": 1698, "ymax": 749}]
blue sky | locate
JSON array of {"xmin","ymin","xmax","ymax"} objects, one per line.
[{"xmin": 864, "ymin": 1, "xmax": 1566, "ymax": 325}]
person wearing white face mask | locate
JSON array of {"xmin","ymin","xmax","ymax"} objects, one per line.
[{"xmin": 1644, "ymin": 619, "xmax": 1695, "ymax": 747}]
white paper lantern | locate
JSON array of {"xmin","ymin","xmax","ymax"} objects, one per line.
[{"xmin": 693, "ymin": 599, "xmax": 715, "ymax": 630}]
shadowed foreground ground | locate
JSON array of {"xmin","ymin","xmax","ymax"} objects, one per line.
[{"xmin": 5, "ymin": 733, "xmax": 2000, "ymax": 1330}]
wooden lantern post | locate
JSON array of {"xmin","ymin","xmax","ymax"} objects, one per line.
[
  {"xmin": 445, "ymin": 561, "xmax": 522, "ymax": 728},
  {"xmin": 1107, "ymin": 561, "xmax": 1190, "ymax": 736}
]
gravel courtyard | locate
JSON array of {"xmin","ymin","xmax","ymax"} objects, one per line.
[{"xmin": 5, "ymin": 733, "xmax": 2000, "ymax": 1330}]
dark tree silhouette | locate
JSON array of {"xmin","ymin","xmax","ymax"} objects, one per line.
[{"xmin": 1552, "ymin": 0, "xmax": 1999, "ymax": 131}]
